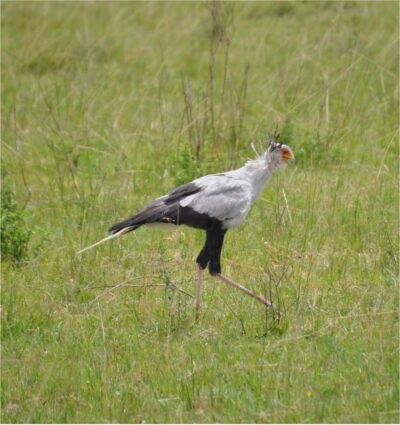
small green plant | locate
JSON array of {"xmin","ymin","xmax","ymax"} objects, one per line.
[
  {"xmin": 168, "ymin": 142, "xmax": 202, "ymax": 186},
  {"xmin": 295, "ymin": 134, "xmax": 344, "ymax": 167},
  {"xmin": 1, "ymin": 183, "xmax": 31, "ymax": 265},
  {"xmin": 279, "ymin": 120, "xmax": 295, "ymax": 146}
]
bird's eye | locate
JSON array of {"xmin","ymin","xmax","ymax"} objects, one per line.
[{"xmin": 271, "ymin": 143, "xmax": 281, "ymax": 151}]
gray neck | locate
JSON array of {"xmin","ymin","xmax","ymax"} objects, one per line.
[{"xmin": 229, "ymin": 154, "xmax": 279, "ymax": 201}]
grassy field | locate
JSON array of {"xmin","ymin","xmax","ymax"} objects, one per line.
[{"xmin": 1, "ymin": 1, "xmax": 399, "ymax": 423}]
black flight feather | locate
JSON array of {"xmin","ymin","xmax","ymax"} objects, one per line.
[{"xmin": 108, "ymin": 182, "xmax": 202, "ymax": 234}]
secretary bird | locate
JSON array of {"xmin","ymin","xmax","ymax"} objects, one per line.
[{"xmin": 78, "ymin": 138, "xmax": 294, "ymax": 318}]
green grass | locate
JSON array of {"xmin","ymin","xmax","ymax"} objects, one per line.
[{"xmin": 1, "ymin": 1, "xmax": 399, "ymax": 423}]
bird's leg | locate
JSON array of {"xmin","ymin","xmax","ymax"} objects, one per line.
[
  {"xmin": 207, "ymin": 224, "xmax": 272, "ymax": 307},
  {"xmin": 215, "ymin": 274, "xmax": 272, "ymax": 307},
  {"xmin": 208, "ymin": 224, "xmax": 226, "ymax": 275},
  {"xmin": 195, "ymin": 231, "xmax": 211, "ymax": 320},
  {"xmin": 195, "ymin": 265, "xmax": 203, "ymax": 321}
]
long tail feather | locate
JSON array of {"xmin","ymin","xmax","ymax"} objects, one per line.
[{"xmin": 77, "ymin": 227, "xmax": 132, "ymax": 254}]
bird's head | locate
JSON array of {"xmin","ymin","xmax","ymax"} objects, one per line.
[{"xmin": 266, "ymin": 135, "xmax": 295, "ymax": 168}]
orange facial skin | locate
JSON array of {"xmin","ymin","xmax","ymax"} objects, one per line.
[{"xmin": 281, "ymin": 147, "xmax": 294, "ymax": 163}]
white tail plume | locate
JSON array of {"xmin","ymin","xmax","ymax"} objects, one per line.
[{"xmin": 77, "ymin": 227, "xmax": 131, "ymax": 255}]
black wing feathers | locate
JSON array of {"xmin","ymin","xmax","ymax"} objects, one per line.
[
  {"xmin": 163, "ymin": 182, "xmax": 201, "ymax": 205},
  {"xmin": 108, "ymin": 182, "xmax": 202, "ymax": 234}
]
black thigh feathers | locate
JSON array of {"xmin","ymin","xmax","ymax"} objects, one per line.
[{"xmin": 196, "ymin": 222, "xmax": 226, "ymax": 275}]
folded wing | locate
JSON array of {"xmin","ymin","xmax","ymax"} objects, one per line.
[
  {"xmin": 181, "ymin": 175, "xmax": 253, "ymax": 225},
  {"xmin": 108, "ymin": 182, "xmax": 202, "ymax": 234}
]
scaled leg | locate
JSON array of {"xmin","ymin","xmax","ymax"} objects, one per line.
[
  {"xmin": 195, "ymin": 232, "xmax": 210, "ymax": 320},
  {"xmin": 195, "ymin": 265, "xmax": 203, "ymax": 320},
  {"xmin": 215, "ymin": 273, "xmax": 272, "ymax": 307}
]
